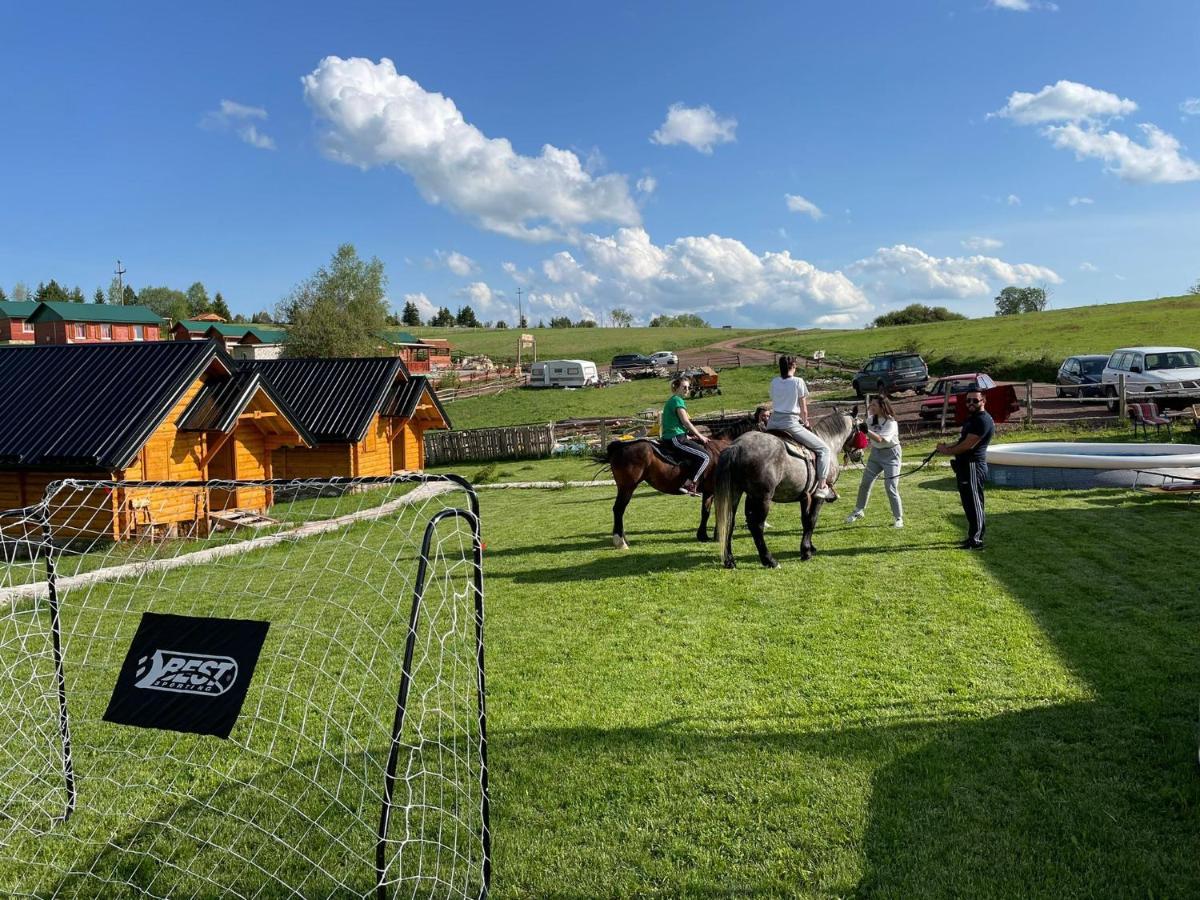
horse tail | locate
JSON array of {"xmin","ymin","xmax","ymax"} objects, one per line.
[
  {"xmin": 591, "ymin": 440, "xmax": 624, "ymax": 466},
  {"xmin": 713, "ymin": 448, "xmax": 740, "ymax": 563}
]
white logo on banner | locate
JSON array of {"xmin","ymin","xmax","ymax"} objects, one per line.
[{"xmin": 134, "ymin": 650, "xmax": 239, "ymax": 696}]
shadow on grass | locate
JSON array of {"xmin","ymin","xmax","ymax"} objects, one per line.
[{"xmin": 856, "ymin": 501, "xmax": 1200, "ymax": 897}]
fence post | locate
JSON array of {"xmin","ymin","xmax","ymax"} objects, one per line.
[
  {"xmin": 939, "ymin": 384, "xmax": 951, "ymax": 433},
  {"xmin": 599, "ymin": 420, "xmax": 608, "ymax": 448},
  {"xmin": 1025, "ymin": 379, "xmax": 1034, "ymax": 426},
  {"xmin": 1118, "ymin": 373, "xmax": 1127, "ymax": 421}
]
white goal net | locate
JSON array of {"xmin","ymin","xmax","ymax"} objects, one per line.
[{"xmin": 0, "ymin": 475, "xmax": 489, "ymax": 899}]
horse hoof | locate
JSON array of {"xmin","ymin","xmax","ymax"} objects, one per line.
[
  {"xmin": 612, "ymin": 535, "xmax": 629, "ymax": 550},
  {"xmin": 762, "ymin": 557, "xmax": 779, "ymax": 569},
  {"xmin": 696, "ymin": 532, "xmax": 712, "ymax": 543},
  {"xmin": 722, "ymin": 557, "xmax": 737, "ymax": 569}
]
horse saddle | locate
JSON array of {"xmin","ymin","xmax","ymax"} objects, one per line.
[
  {"xmin": 630, "ymin": 438, "xmax": 705, "ymax": 468},
  {"xmin": 765, "ymin": 429, "xmax": 818, "ymax": 461}
]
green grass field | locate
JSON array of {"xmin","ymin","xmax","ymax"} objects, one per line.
[
  {"xmin": 4, "ymin": 442, "xmax": 1199, "ymax": 897},
  {"xmin": 411, "ymin": 325, "xmax": 774, "ymax": 364},
  {"xmin": 445, "ymin": 363, "xmax": 841, "ymax": 430},
  {"xmin": 748, "ymin": 293, "xmax": 1200, "ymax": 382}
]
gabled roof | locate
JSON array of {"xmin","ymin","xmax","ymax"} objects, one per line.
[
  {"xmin": 0, "ymin": 300, "xmax": 40, "ymax": 319},
  {"xmin": 27, "ymin": 301, "xmax": 164, "ymax": 326},
  {"xmin": 0, "ymin": 341, "xmax": 228, "ymax": 469},
  {"xmin": 378, "ymin": 328, "xmax": 427, "ymax": 347},
  {"xmin": 205, "ymin": 322, "xmax": 288, "ymax": 344},
  {"xmin": 382, "ymin": 376, "xmax": 451, "ymax": 429},
  {"xmin": 237, "ymin": 357, "xmax": 409, "ymax": 443},
  {"xmin": 177, "ymin": 369, "xmax": 314, "ymax": 446}
]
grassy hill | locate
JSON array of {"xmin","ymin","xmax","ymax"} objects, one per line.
[
  {"xmin": 747, "ymin": 294, "xmax": 1200, "ymax": 381},
  {"xmin": 410, "ymin": 325, "xmax": 770, "ymax": 364}
]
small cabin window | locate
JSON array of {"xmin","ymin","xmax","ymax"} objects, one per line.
[
  {"xmin": 133, "ymin": 325, "xmax": 145, "ymax": 341},
  {"xmin": 73, "ymin": 323, "xmax": 86, "ymax": 339},
  {"xmin": 20, "ymin": 321, "xmax": 32, "ymax": 334},
  {"xmin": 100, "ymin": 323, "xmax": 112, "ymax": 340},
  {"xmin": 552, "ymin": 367, "xmax": 565, "ymax": 375}
]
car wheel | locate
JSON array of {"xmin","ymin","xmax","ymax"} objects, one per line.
[
  {"xmin": 1105, "ymin": 385, "xmax": 1118, "ymax": 413},
  {"xmin": 875, "ymin": 380, "xmax": 887, "ymax": 398},
  {"xmin": 854, "ymin": 381, "xmax": 865, "ymax": 399},
  {"xmin": 1055, "ymin": 386, "xmax": 1063, "ymax": 398}
]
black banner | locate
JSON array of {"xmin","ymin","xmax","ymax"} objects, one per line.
[{"xmin": 103, "ymin": 612, "xmax": 270, "ymax": 739}]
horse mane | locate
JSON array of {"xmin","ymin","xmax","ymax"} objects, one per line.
[
  {"xmin": 811, "ymin": 409, "xmax": 854, "ymax": 445},
  {"xmin": 707, "ymin": 416, "xmax": 759, "ymax": 441}
]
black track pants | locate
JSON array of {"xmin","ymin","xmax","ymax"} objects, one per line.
[{"xmin": 953, "ymin": 459, "xmax": 986, "ymax": 544}]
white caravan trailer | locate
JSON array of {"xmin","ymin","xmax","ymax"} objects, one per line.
[{"xmin": 530, "ymin": 359, "xmax": 599, "ymax": 387}]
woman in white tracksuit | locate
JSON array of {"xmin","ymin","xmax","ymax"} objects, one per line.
[{"xmin": 845, "ymin": 395, "xmax": 904, "ymax": 528}]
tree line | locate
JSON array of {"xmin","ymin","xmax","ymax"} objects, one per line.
[{"xmin": 0, "ymin": 278, "xmax": 275, "ymax": 324}]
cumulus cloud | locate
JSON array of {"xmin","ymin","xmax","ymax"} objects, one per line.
[
  {"xmin": 1182, "ymin": 98, "xmax": 1200, "ymax": 117},
  {"xmin": 636, "ymin": 175, "xmax": 657, "ymax": 194},
  {"xmin": 301, "ymin": 56, "xmax": 639, "ymax": 241},
  {"xmin": 962, "ymin": 236, "xmax": 1003, "ymax": 251},
  {"xmin": 1006, "ymin": 194, "xmax": 1022, "ymax": 206},
  {"xmin": 784, "ymin": 193, "xmax": 824, "ymax": 220},
  {"xmin": 541, "ymin": 251, "xmax": 601, "ymax": 291},
  {"xmin": 847, "ymin": 244, "xmax": 1061, "ymax": 304},
  {"xmin": 436, "ymin": 250, "xmax": 477, "ymax": 276},
  {"xmin": 650, "ymin": 103, "xmax": 737, "ymax": 154},
  {"xmin": 200, "ymin": 99, "xmax": 276, "ymax": 150},
  {"xmin": 1045, "ymin": 123, "xmax": 1200, "ymax": 183},
  {"xmin": 992, "ymin": 80, "xmax": 1136, "ymax": 125},
  {"xmin": 993, "ymin": 80, "xmax": 1199, "ymax": 184},
  {"xmin": 1079, "ymin": 262, "xmax": 1099, "ymax": 272},
  {"xmin": 1068, "ymin": 196, "xmax": 1095, "ymax": 206},
  {"xmin": 456, "ymin": 281, "xmax": 515, "ymax": 320},
  {"xmin": 988, "ymin": 0, "xmax": 1058, "ymax": 10},
  {"xmin": 401, "ymin": 291, "xmax": 436, "ymax": 319}
]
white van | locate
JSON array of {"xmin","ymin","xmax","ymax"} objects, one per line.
[
  {"xmin": 1101, "ymin": 345, "xmax": 1200, "ymax": 408},
  {"xmin": 529, "ymin": 359, "xmax": 599, "ymax": 388}
]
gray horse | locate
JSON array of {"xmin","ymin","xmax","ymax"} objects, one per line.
[{"xmin": 714, "ymin": 408, "xmax": 861, "ymax": 568}]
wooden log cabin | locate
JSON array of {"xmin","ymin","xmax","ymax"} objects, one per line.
[
  {"xmin": 0, "ymin": 341, "xmax": 312, "ymax": 541},
  {"xmin": 238, "ymin": 357, "xmax": 451, "ymax": 479}
]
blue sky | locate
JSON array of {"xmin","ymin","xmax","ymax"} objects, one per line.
[{"xmin": 2, "ymin": 0, "xmax": 1198, "ymax": 327}]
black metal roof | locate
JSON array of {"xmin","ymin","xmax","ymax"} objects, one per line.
[
  {"xmin": 176, "ymin": 370, "xmax": 315, "ymax": 445},
  {"xmin": 382, "ymin": 376, "xmax": 452, "ymax": 428},
  {"xmin": 237, "ymin": 357, "xmax": 409, "ymax": 443},
  {"xmin": 0, "ymin": 341, "xmax": 227, "ymax": 470}
]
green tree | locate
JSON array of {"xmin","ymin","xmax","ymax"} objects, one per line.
[
  {"xmin": 1188, "ymin": 279, "xmax": 1200, "ymax": 296},
  {"xmin": 548, "ymin": 315, "xmax": 572, "ymax": 328},
  {"xmin": 872, "ymin": 303, "xmax": 967, "ymax": 327},
  {"xmin": 11, "ymin": 282, "xmax": 30, "ymax": 301},
  {"xmin": 93, "ymin": 287, "xmax": 105, "ymax": 304},
  {"xmin": 211, "ymin": 292, "xmax": 232, "ymax": 320},
  {"xmin": 186, "ymin": 282, "xmax": 212, "ymax": 316},
  {"xmin": 0, "ymin": 286, "xmax": 7, "ymax": 302},
  {"xmin": 400, "ymin": 300, "xmax": 422, "ymax": 326},
  {"xmin": 574, "ymin": 318, "xmax": 597, "ymax": 327},
  {"xmin": 994, "ymin": 286, "xmax": 1049, "ymax": 316},
  {"xmin": 649, "ymin": 313, "xmax": 709, "ymax": 327},
  {"xmin": 610, "ymin": 308, "xmax": 633, "ymax": 327},
  {"xmin": 123, "ymin": 285, "xmax": 137, "ymax": 305},
  {"xmin": 495, "ymin": 319, "xmax": 509, "ymax": 329},
  {"xmin": 519, "ymin": 314, "xmax": 528, "ymax": 328},
  {"xmin": 139, "ymin": 286, "xmax": 190, "ymax": 322},
  {"xmin": 35, "ymin": 280, "xmax": 71, "ymax": 302},
  {"xmin": 455, "ymin": 306, "xmax": 480, "ymax": 327},
  {"xmin": 251, "ymin": 310, "xmax": 274, "ymax": 324},
  {"xmin": 278, "ymin": 243, "xmax": 391, "ymax": 358},
  {"xmin": 68, "ymin": 286, "xmax": 85, "ymax": 303},
  {"xmin": 429, "ymin": 307, "xmax": 455, "ymax": 327},
  {"xmin": 232, "ymin": 312, "xmax": 248, "ymax": 323}
]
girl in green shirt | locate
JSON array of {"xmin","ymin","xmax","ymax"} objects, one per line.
[{"xmin": 661, "ymin": 376, "xmax": 710, "ymax": 495}]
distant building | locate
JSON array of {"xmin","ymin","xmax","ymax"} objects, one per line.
[
  {"xmin": 28, "ymin": 301, "xmax": 164, "ymax": 345},
  {"xmin": 173, "ymin": 320, "xmax": 287, "ymax": 360},
  {"xmin": 378, "ymin": 329, "xmax": 453, "ymax": 373},
  {"xmin": 0, "ymin": 301, "xmax": 40, "ymax": 344}
]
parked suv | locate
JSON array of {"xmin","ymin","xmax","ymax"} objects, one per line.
[
  {"xmin": 1100, "ymin": 346, "xmax": 1200, "ymax": 410},
  {"xmin": 610, "ymin": 353, "xmax": 654, "ymax": 370},
  {"xmin": 851, "ymin": 350, "xmax": 929, "ymax": 398}
]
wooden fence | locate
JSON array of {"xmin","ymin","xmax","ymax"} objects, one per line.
[{"xmin": 424, "ymin": 423, "xmax": 558, "ymax": 465}]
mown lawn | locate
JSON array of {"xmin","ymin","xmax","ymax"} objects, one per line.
[
  {"xmin": 4, "ymin": 457, "xmax": 1199, "ymax": 897},
  {"xmin": 445, "ymin": 363, "xmax": 843, "ymax": 430},
  {"xmin": 411, "ymin": 325, "xmax": 777, "ymax": 365},
  {"xmin": 748, "ymin": 293, "xmax": 1200, "ymax": 382}
]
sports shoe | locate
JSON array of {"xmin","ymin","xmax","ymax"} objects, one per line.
[
  {"xmin": 679, "ymin": 480, "xmax": 700, "ymax": 496},
  {"xmin": 959, "ymin": 539, "xmax": 984, "ymax": 550},
  {"xmin": 845, "ymin": 510, "xmax": 864, "ymax": 524},
  {"xmin": 814, "ymin": 485, "xmax": 837, "ymax": 501},
  {"xmin": 892, "ymin": 518, "xmax": 904, "ymax": 529}
]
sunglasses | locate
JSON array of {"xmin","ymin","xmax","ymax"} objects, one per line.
[{"xmin": 965, "ymin": 397, "xmax": 983, "ymax": 405}]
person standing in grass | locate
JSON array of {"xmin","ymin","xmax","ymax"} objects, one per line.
[
  {"xmin": 766, "ymin": 355, "xmax": 836, "ymax": 500},
  {"xmin": 936, "ymin": 386, "xmax": 994, "ymax": 550},
  {"xmin": 845, "ymin": 395, "xmax": 904, "ymax": 528},
  {"xmin": 661, "ymin": 375, "xmax": 709, "ymax": 495}
]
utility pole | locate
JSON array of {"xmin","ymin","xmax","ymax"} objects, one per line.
[
  {"xmin": 114, "ymin": 260, "xmax": 127, "ymax": 305},
  {"xmin": 516, "ymin": 287, "xmax": 524, "ymax": 328}
]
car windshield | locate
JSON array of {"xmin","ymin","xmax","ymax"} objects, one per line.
[
  {"xmin": 1145, "ymin": 351, "xmax": 1200, "ymax": 370},
  {"xmin": 1081, "ymin": 358, "xmax": 1106, "ymax": 375}
]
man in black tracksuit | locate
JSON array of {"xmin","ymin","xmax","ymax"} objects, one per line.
[{"xmin": 936, "ymin": 387, "xmax": 995, "ymax": 550}]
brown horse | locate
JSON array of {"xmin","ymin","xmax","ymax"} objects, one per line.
[{"xmin": 595, "ymin": 417, "xmax": 759, "ymax": 549}]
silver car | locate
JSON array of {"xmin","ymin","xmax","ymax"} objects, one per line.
[{"xmin": 650, "ymin": 350, "xmax": 678, "ymax": 367}]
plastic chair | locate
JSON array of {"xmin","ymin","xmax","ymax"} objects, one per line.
[{"xmin": 1128, "ymin": 401, "xmax": 1173, "ymax": 439}]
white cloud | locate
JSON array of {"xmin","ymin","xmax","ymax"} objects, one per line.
[
  {"xmin": 301, "ymin": 56, "xmax": 639, "ymax": 241},
  {"xmin": 962, "ymin": 236, "xmax": 1003, "ymax": 251},
  {"xmin": 992, "ymin": 80, "xmax": 1136, "ymax": 125},
  {"xmin": 1045, "ymin": 122, "xmax": 1200, "ymax": 183},
  {"xmin": 1180, "ymin": 98, "xmax": 1200, "ymax": 117},
  {"xmin": 988, "ymin": 0, "xmax": 1058, "ymax": 10},
  {"xmin": 436, "ymin": 250, "xmax": 477, "ymax": 277},
  {"xmin": 636, "ymin": 176, "xmax": 657, "ymax": 194},
  {"xmin": 501, "ymin": 261, "xmax": 532, "ymax": 286},
  {"xmin": 1068, "ymin": 196, "xmax": 1095, "ymax": 206},
  {"xmin": 401, "ymin": 291, "xmax": 436, "ymax": 319},
  {"xmin": 1079, "ymin": 262, "xmax": 1099, "ymax": 272},
  {"xmin": 457, "ymin": 281, "xmax": 514, "ymax": 320},
  {"xmin": 1007, "ymin": 194, "xmax": 1022, "ymax": 206},
  {"xmin": 200, "ymin": 99, "xmax": 276, "ymax": 150},
  {"xmin": 541, "ymin": 251, "xmax": 600, "ymax": 291},
  {"xmin": 650, "ymin": 103, "xmax": 737, "ymax": 154},
  {"xmin": 784, "ymin": 193, "xmax": 824, "ymax": 220},
  {"xmin": 847, "ymin": 244, "xmax": 1061, "ymax": 304}
]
